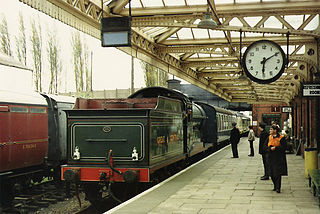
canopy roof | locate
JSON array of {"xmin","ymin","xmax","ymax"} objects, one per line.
[{"xmin": 21, "ymin": 0, "xmax": 320, "ymax": 104}]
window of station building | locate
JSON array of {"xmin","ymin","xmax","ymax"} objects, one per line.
[
  {"xmin": 30, "ymin": 108, "xmax": 47, "ymax": 114},
  {"xmin": 10, "ymin": 106, "xmax": 28, "ymax": 113}
]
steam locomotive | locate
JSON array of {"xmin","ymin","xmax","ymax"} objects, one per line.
[{"xmin": 61, "ymin": 87, "xmax": 250, "ymax": 204}]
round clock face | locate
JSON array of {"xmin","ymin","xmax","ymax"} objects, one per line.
[{"xmin": 242, "ymin": 40, "xmax": 286, "ymax": 84}]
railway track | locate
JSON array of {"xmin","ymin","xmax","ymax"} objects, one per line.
[{"xmin": 2, "ymin": 181, "xmax": 71, "ymax": 214}]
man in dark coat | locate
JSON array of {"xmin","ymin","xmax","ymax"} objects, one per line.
[
  {"xmin": 258, "ymin": 123, "xmax": 269, "ymax": 180},
  {"xmin": 230, "ymin": 122, "xmax": 240, "ymax": 158},
  {"xmin": 265, "ymin": 124, "xmax": 288, "ymax": 193}
]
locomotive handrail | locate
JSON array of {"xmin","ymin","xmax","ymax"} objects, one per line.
[{"xmin": 107, "ymin": 150, "xmax": 122, "ymax": 175}]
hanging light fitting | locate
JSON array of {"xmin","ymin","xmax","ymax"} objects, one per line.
[{"xmin": 197, "ymin": 12, "xmax": 218, "ymax": 29}]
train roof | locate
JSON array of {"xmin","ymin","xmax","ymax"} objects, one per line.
[
  {"xmin": 0, "ymin": 52, "xmax": 32, "ymax": 71},
  {"xmin": 0, "ymin": 90, "xmax": 47, "ymax": 106},
  {"xmin": 42, "ymin": 94, "xmax": 76, "ymax": 104},
  {"xmin": 129, "ymin": 87, "xmax": 191, "ymax": 103},
  {"xmin": 195, "ymin": 102, "xmax": 236, "ymax": 115}
]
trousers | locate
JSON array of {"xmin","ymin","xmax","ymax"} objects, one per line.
[
  {"xmin": 262, "ymin": 153, "xmax": 269, "ymax": 177},
  {"xmin": 231, "ymin": 143, "xmax": 239, "ymax": 158},
  {"xmin": 271, "ymin": 175, "xmax": 281, "ymax": 190},
  {"xmin": 249, "ymin": 140, "xmax": 254, "ymax": 155}
]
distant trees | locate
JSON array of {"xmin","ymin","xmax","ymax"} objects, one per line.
[
  {"xmin": 141, "ymin": 61, "xmax": 168, "ymax": 87},
  {"xmin": 30, "ymin": 17, "xmax": 43, "ymax": 92},
  {"xmin": 1, "ymin": 11, "xmax": 93, "ymax": 94},
  {"xmin": 47, "ymin": 28, "xmax": 61, "ymax": 94},
  {"xmin": 0, "ymin": 14, "xmax": 12, "ymax": 56},
  {"xmin": 15, "ymin": 12, "xmax": 26, "ymax": 65},
  {"xmin": 71, "ymin": 31, "xmax": 91, "ymax": 92}
]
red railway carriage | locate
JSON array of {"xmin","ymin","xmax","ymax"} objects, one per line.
[{"xmin": 0, "ymin": 90, "xmax": 48, "ymax": 173}]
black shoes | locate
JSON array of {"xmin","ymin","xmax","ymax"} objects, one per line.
[
  {"xmin": 248, "ymin": 154, "xmax": 254, "ymax": 157},
  {"xmin": 231, "ymin": 157, "xmax": 239, "ymax": 158},
  {"xmin": 272, "ymin": 188, "xmax": 280, "ymax": 193},
  {"xmin": 260, "ymin": 176, "xmax": 269, "ymax": 180}
]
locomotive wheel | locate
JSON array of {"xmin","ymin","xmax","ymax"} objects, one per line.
[{"xmin": 83, "ymin": 183, "xmax": 102, "ymax": 205}]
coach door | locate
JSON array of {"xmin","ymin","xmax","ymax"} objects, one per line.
[{"xmin": 0, "ymin": 105, "xmax": 9, "ymax": 172}]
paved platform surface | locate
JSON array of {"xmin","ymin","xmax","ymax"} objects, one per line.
[{"xmin": 107, "ymin": 137, "xmax": 320, "ymax": 214}]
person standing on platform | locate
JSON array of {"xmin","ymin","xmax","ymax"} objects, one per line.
[
  {"xmin": 258, "ymin": 123, "xmax": 269, "ymax": 180},
  {"xmin": 247, "ymin": 125, "xmax": 255, "ymax": 157},
  {"xmin": 266, "ymin": 124, "xmax": 288, "ymax": 193},
  {"xmin": 230, "ymin": 122, "xmax": 240, "ymax": 158}
]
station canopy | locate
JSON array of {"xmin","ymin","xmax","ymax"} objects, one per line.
[{"xmin": 21, "ymin": 0, "xmax": 320, "ymax": 104}]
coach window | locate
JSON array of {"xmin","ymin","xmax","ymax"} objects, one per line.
[
  {"xmin": 10, "ymin": 106, "xmax": 28, "ymax": 113},
  {"xmin": 223, "ymin": 115, "xmax": 226, "ymax": 130},
  {"xmin": 30, "ymin": 108, "xmax": 46, "ymax": 113}
]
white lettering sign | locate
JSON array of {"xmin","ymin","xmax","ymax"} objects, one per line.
[{"xmin": 303, "ymin": 84, "xmax": 320, "ymax": 96}]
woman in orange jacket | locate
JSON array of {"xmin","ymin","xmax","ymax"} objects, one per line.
[{"xmin": 265, "ymin": 124, "xmax": 288, "ymax": 193}]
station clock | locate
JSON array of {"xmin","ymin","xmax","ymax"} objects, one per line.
[{"xmin": 242, "ymin": 40, "xmax": 287, "ymax": 84}]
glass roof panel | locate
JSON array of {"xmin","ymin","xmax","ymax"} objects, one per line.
[
  {"xmin": 236, "ymin": 0, "xmax": 260, "ymax": 3},
  {"xmin": 230, "ymin": 31, "xmax": 241, "ymax": 38},
  {"xmin": 214, "ymin": 0, "xmax": 234, "ymax": 4},
  {"xmin": 127, "ymin": 0, "xmax": 142, "ymax": 8},
  {"xmin": 296, "ymin": 46, "xmax": 305, "ymax": 54},
  {"xmin": 192, "ymin": 28, "xmax": 209, "ymax": 39},
  {"xmin": 229, "ymin": 18, "xmax": 243, "ymax": 27},
  {"xmin": 208, "ymin": 30, "xmax": 225, "ymax": 38},
  {"xmin": 264, "ymin": 16, "xmax": 282, "ymax": 28},
  {"xmin": 186, "ymin": 0, "xmax": 207, "ymax": 5},
  {"xmin": 304, "ymin": 15, "xmax": 319, "ymax": 30},
  {"xmin": 176, "ymin": 28, "xmax": 193, "ymax": 39},
  {"xmin": 284, "ymin": 15, "xmax": 303, "ymax": 29},
  {"xmin": 164, "ymin": 0, "xmax": 186, "ymax": 6},
  {"xmin": 244, "ymin": 17, "xmax": 263, "ymax": 27},
  {"xmin": 141, "ymin": 0, "xmax": 164, "ymax": 7}
]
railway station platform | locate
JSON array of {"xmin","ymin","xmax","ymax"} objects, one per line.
[{"xmin": 107, "ymin": 137, "xmax": 319, "ymax": 214}]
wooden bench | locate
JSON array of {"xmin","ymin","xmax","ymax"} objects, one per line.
[{"xmin": 308, "ymin": 169, "xmax": 320, "ymax": 207}]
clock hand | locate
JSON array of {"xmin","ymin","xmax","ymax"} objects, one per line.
[
  {"xmin": 261, "ymin": 57, "xmax": 266, "ymax": 73},
  {"xmin": 265, "ymin": 52, "xmax": 279, "ymax": 62}
]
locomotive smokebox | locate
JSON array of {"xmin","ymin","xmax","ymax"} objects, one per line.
[
  {"xmin": 123, "ymin": 170, "xmax": 139, "ymax": 183},
  {"xmin": 63, "ymin": 169, "xmax": 80, "ymax": 182}
]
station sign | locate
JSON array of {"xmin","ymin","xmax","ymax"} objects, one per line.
[
  {"xmin": 302, "ymin": 83, "xmax": 320, "ymax": 96},
  {"xmin": 282, "ymin": 107, "xmax": 292, "ymax": 113}
]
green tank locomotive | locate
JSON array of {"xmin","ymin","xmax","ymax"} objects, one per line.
[{"xmin": 61, "ymin": 87, "xmax": 235, "ymax": 204}]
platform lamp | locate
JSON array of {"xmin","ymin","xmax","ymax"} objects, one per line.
[
  {"xmin": 197, "ymin": 8, "xmax": 218, "ymax": 29},
  {"xmin": 100, "ymin": 0, "xmax": 132, "ymax": 47}
]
